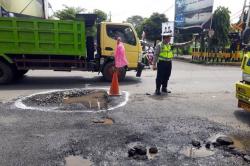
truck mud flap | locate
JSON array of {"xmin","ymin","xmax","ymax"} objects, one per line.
[{"xmin": 136, "ymin": 62, "xmax": 145, "ymax": 77}]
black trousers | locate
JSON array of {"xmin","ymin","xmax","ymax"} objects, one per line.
[{"xmin": 156, "ymin": 60, "xmax": 172, "ymax": 90}]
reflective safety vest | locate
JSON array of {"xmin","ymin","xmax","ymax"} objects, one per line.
[{"xmin": 159, "ymin": 43, "xmax": 174, "ymax": 61}]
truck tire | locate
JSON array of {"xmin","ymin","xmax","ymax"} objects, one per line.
[
  {"xmin": 0, "ymin": 61, "xmax": 14, "ymax": 84},
  {"xmin": 14, "ymin": 69, "xmax": 29, "ymax": 79},
  {"xmin": 102, "ymin": 62, "xmax": 126, "ymax": 81}
]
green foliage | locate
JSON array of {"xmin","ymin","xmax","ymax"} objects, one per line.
[
  {"xmin": 173, "ymin": 46, "xmax": 192, "ymax": 55},
  {"xmin": 126, "ymin": 15, "xmax": 145, "ymax": 38},
  {"xmin": 142, "ymin": 13, "xmax": 168, "ymax": 43},
  {"xmin": 54, "ymin": 6, "xmax": 108, "ymax": 37},
  {"xmin": 211, "ymin": 6, "xmax": 231, "ymax": 49},
  {"xmin": 93, "ymin": 9, "xmax": 107, "ymax": 23},
  {"xmin": 126, "ymin": 15, "xmax": 144, "ymax": 28},
  {"xmin": 54, "ymin": 5, "xmax": 86, "ymax": 20}
]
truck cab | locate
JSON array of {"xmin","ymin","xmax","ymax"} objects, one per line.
[
  {"xmin": 0, "ymin": 14, "xmax": 143, "ymax": 84},
  {"xmin": 98, "ymin": 22, "xmax": 143, "ymax": 81},
  {"xmin": 236, "ymin": 52, "xmax": 250, "ymax": 111}
]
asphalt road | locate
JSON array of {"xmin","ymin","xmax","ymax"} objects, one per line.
[{"xmin": 0, "ymin": 60, "xmax": 250, "ymax": 166}]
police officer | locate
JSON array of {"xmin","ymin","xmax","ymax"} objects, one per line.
[{"xmin": 153, "ymin": 32, "xmax": 193, "ymax": 95}]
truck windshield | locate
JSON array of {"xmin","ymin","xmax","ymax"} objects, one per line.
[{"xmin": 106, "ymin": 25, "xmax": 136, "ymax": 46}]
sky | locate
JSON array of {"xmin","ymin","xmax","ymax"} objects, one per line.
[{"xmin": 48, "ymin": 0, "xmax": 247, "ymax": 23}]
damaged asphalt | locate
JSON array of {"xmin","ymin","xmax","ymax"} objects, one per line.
[{"xmin": 0, "ymin": 61, "xmax": 250, "ymax": 165}]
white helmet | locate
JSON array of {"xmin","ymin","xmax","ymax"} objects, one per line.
[{"xmin": 161, "ymin": 32, "xmax": 172, "ymax": 37}]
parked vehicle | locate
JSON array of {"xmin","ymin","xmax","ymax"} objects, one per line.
[
  {"xmin": 236, "ymin": 51, "xmax": 250, "ymax": 112},
  {"xmin": 0, "ymin": 14, "xmax": 144, "ymax": 84}
]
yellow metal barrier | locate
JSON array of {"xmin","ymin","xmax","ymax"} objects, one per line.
[{"xmin": 191, "ymin": 51, "xmax": 242, "ymax": 62}]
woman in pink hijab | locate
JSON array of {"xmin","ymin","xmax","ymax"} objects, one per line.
[{"xmin": 114, "ymin": 37, "xmax": 128, "ymax": 69}]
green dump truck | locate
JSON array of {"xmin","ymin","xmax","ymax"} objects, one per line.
[{"xmin": 0, "ymin": 14, "xmax": 143, "ymax": 84}]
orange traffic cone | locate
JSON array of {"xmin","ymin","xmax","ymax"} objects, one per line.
[{"xmin": 109, "ymin": 70, "xmax": 120, "ymax": 96}]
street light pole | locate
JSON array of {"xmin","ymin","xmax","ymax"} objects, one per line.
[{"xmin": 241, "ymin": 0, "xmax": 248, "ymax": 23}]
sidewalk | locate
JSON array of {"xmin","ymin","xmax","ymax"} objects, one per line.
[{"xmin": 174, "ymin": 55, "xmax": 241, "ymax": 66}]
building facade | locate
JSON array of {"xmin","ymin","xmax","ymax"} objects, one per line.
[{"xmin": 0, "ymin": 0, "xmax": 48, "ymax": 18}]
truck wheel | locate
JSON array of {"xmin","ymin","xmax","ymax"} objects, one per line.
[
  {"xmin": 0, "ymin": 61, "xmax": 14, "ymax": 84},
  {"xmin": 14, "ymin": 69, "xmax": 29, "ymax": 79},
  {"xmin": 102, "ymin": 62, "xmax": 126, "ymax": 81}
]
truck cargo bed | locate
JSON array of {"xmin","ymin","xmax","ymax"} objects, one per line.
[{"xmin": 0, "ymin": 17, "xmax": 86, "ymax": 57}]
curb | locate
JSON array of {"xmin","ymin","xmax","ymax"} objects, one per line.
[
  {"xmin": 174, "ymin": 57, "xmax": 241, "ymax": 66},
  {"xmin": 174, "ymin": 57, "xmax": 192, "ymax": 62}
]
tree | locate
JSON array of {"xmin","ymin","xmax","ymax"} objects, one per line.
[
  {"xmin": 142, "ymin": 13, "xmax": 168, "ymax": 44},
  {"xmin": 54, "ymin": 5, "xmax": 86, "ymax": 20},
  {"xmin": 93, "ymin": 9, "xmax": 107, "ymax": 23},
  {"xmin": 126, "ymin": 15, "xmax": 144, "ymax": 29},
  {"xmin": 211, "ymin": 6, "xmax": 231, "ymax": 50},
  {"xmin": 54, "ymin": 6, "xmax": 107, "ymax": 36},
  {"xmin": 126, "ymin": 15, "xmax": 145, "ymax": 38}
]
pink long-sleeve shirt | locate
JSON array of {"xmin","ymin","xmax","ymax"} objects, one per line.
[{"xmin": 114, "ymin": 42, "xmax": 128, "ymax": 68}]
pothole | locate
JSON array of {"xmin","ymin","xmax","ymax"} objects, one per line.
[
  {"xmin": 147, "ymin": 147, "xmax": 158, "ymax": 160},
  {"xmin": 65, "ymin": 155, "xmax": 92, "ymax": 166},
  {"xmin": 15, "ymin": 89, "xmax": 129, "ymax": 113},
  {"xmin": 231, "ymin": 135, "xmax": 250, "ymax": 152},
  {"xmin": 207, "ymin": 133, "xmax": 250, "ymax": 153},
  {"xmin": 127, "ymin": 142, "xmax": 159, "ymax": 160},
  {"xmin": 92, "ymin": 118, "xmax": 114, "ymax": 125},
  {"xmin": 181, "ymin": 134, "xmax": 250, "ymax": 160}
]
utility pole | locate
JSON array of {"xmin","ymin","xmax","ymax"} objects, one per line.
[
  {"xmin": 241, "ymin": 0, "xmax": 248, "ymax": 22},
  {"xmin": 246, "ymin": 1, "xmax": 250, "ymax": 28},
  {"xmin": 42, "ymin": 0, "xmax": 46, "ymax": 19}
]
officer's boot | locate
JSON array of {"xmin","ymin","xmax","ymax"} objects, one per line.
[
  {"xmin": 155, "ymin": 80, "xmax": 161, "ymax": 95},
  {"xmin": 162, "ymin": 81, "xmax": 171, "ymax": 93}
]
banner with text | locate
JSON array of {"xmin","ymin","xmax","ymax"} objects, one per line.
[{"xmin": 175, "ymin": 0, "xmax": 214, "ymax": 28}]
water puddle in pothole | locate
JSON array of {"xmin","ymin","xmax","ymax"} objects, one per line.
[
  {"xmin": 180, "ymin": 146, "xmax": 215, "ymax": 158},
  {"xmin": 92, "ymin": 118, "xmax": 114, "ymax": 125},
  {"xmin": 230, "ymin": 135, "xmax": 250, "ymax": 152},
  {"xmin": 180, "ymin": 134, "xmax": 250, "ymax": 159},
  {"xmin": 63, "ymin": 91, "xmax": 108, "ymax": 110},
  {"xmin": 208, "ymin": 133, "xmax": 250, "ymax": 152},
  {"xmin": 65, "ymin": 155, "xmax": 92, "ymax": 166}
]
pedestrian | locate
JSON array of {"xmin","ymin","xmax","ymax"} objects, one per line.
[
  {"xmin": 114, "ymin": 37, "xmax": 128, "ymax": 69},
  {"xmin": 153, "ymin": 32, "xmax": 193, "ymax": 95}
]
